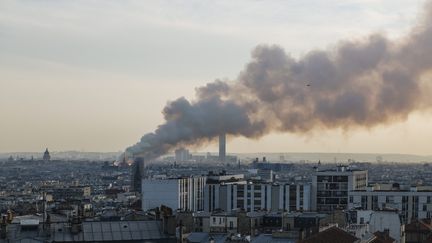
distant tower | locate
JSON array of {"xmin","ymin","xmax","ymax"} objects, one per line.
[
  {"xmin": 118, "ymin": 155, "xmax": 129, "ymax": 168},
  {"xmin": 219, "ymin": 133, "xmax": 226, "ymax": 162},
  {"xmin": 43, "ymin": 148, "xmax": 51, "ymax": 161},
  {"xmin": 131, "ymin": 157, "xmax": 145, "ymax": 193}
]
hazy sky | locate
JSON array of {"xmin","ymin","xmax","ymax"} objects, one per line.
[{"xmin": 1, "ymin": 0, "xmax": 431, "ymax": 155}]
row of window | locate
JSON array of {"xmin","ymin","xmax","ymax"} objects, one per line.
[
  {"xmin": 317, "ymin": 197, "xmax": 348, "ymax": 205},
  {"xmin": 317, "ymin": 175, "xmax": 348, "ymax": 183},
  {"xmin": 317, "ymin": 183, "xmax": 349, "ymax": 190}
]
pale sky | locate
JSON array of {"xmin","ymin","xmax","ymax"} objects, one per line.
[{"xmin": 1, "ymin": 0, "xmax": 431, "ymax": 155}]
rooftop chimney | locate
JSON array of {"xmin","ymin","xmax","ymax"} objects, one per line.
[{"xmin": 219, "ymin": 133, "xmax": 226, "ymax": 162}]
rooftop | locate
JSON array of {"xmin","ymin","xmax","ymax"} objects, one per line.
[
  {"xmin": 6, "ymin": 220, "xmax": 174, "ymax": 242},
  {"xmin": 299, "ymin": 226, "xmax": 359, "ymax": 243}
]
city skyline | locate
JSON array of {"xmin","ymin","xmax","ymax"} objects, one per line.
[{"xmin": 2, "ymin": 0, "xmax": 432, "ymax": 155}]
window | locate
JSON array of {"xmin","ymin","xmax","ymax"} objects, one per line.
[
  {"xmin": 317, "ymin": 176, "xmax": 331, "ymax": 182},
  {"xmin": 372, "ymin": 196, "xmax": 379, "ymax": 210},
  {"xmin": 386, "ymin": 196, "xmax": 394, "ymax": 203},
  {"xmin": 329, "ymin": 183, "xmax": 339, "ymax": 190},
  {"xmin": 231, "ymin": 186, "xmax": 234, "ymax": 209},
  {"xmin": 333, "ymin": 191, "xmax": 347, "ymax": 197},
  {"xmin": 229, "ymin": 221, "xmax": 233, "ymax": 229},
  {"xmin": 237, "ymin": 200, "xmax": 244, "ymax": 209},
  {"xmin": 326, "ymin": 198, "xmax": 340, "ymax": 204},
  {"xmin": 333, "ymin": 176, "xmax": 348, "ymax": 182},
  {"xmin": 361, "ymin": 196, "xmax": 367, "ymax": 209},
  {"xmin": 413, "ymin": 196, "xmax": 419, "ymax": 219}
]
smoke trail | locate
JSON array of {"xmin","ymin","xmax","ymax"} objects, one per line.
[{"xmin": 127, "ymin": 2, "xmax": 432, "ymax": 159}]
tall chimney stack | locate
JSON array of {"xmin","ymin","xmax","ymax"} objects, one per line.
[{"xmin": 219, "ymin": 133, "xmax": 226, "ymax": 162}]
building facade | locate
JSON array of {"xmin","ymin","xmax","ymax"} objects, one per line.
[
  {"xmin": 311, "ymin": 166, "xmax": 367, "ymax": 212},
  {"xmin": 348, "ymin": 185, "xmax": 432, "ymax": 224},
  {"xmin": 141, "ymin": 176, "xmax": 206, "ymax": 212},
  {"xmin": 44, "ymin": 186, "xmax": 91, "ymax": 201},
  {"xmin": 205, "ymin": 181, "xmax": 311, "ymax": 213},
  {"xmin": 209, "ymin": 212, "xmax": 237, "ymax": 233}
]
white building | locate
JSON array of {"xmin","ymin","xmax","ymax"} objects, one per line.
[
  {"xmin": 209, "ymin": 212, "xmax": 237, "ymax": 233},
  {"xmin": 141, "ymin": 176, "xmax": 206, "ymax": 212},
  {"xmin": 347, "ymin": 210, "xmax": 404, "ymax": 243},
  {"xmin": 311, "ymin": 166, "xmax": 367, "ymax": 212},
  {"xmin": 348, "ymin": 184, "xmax": 432, "ymax": 224},
  {"xmin": 205, "ymin": 179, "xmax": 311, "ymax": 213},
  {"xmin": 369, "ymin": 210, "xmax": 405, "ymax": 243}
]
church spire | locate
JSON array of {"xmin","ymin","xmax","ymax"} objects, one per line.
[{"xmin": 43, "ymin": 148, "xmax": 51, "ymax": 161}]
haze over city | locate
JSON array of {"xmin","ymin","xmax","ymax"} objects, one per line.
[
  {"xmin": 2, "ymin": 0, "xmax": 432, "ymax": 156},
  {"xmin": 6, "ymin": 1, "xmax": 432, "ymax": 243}
]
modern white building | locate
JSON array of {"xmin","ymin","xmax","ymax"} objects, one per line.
[
  {"xmin": 141, "ymin": 176, "xmax": 206, "ymax": 212},
  {"xmin": 348, "ymin": 184, "xmax": 432, "ymax": 224},
  {"xmin": 311, "ymin": 165, "xmax": 368, "ymax": 212},
  {"xmin": 205, "ymin": 178, "xmax": 311, "ymax": 213}
]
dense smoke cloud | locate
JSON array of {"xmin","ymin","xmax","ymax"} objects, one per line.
[{"xmin": 127, "ymin": 2, "xmax": 432, "ymax": 159}]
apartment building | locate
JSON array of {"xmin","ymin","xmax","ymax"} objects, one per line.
[
  {"xmin": 348, "ymin": 184, "xmax": 432, "ymax": 224},
  {"xmin": 141, "ymin": 176, "xmax": 206, "ymax": 212},
  {"xmin": 205, "ymin": 180, "xmax": 311, "ymax": 213},
  {"xmin": 311, "ymin": 165, "xmax": 368, "ymax": 212}
]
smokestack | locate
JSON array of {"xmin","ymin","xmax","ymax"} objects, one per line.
[{"xmin": 219, "ymin": 133, "xmax": 226, "ymax": 162}]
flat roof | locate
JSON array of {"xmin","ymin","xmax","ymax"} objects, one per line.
[
  {"xmin": 51, "ymin": 220, "xmax": 171, "ymax": 242},
  {"xmin": 20, "ymin": 219, "xmax": 40, "ymax": 226}
]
